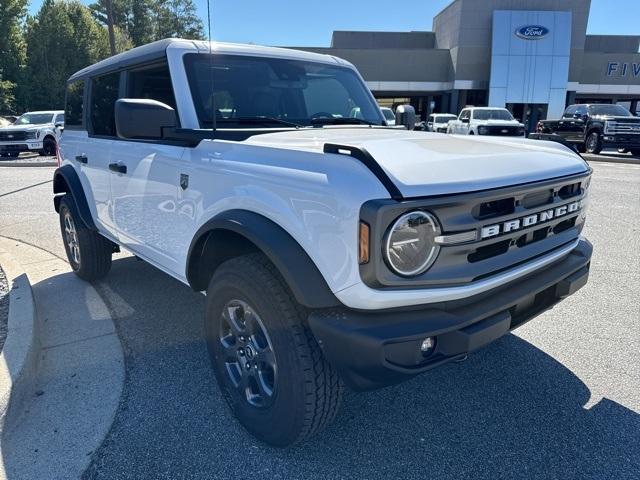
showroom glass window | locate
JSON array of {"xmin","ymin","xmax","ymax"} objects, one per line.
[{"xmin": 90, "ymin": 73, "xmax": 120, "ymax": 136}]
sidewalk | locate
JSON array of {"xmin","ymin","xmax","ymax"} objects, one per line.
[
  {"xmin": 0, "ymin": 238, "xmax": 124, "ymax": 479},
  {"xmin": 0, "ymin": 153, "xmax": 57, "ymax": 168}
]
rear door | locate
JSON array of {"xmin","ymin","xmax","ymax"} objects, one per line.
[
  {"xmin": 459, "ymin": 109, "xmax": 471, "ymax": 134},
  {"xmin": 109, "ymin": 61, "xmax": 187, "ymax": 276},
  {"xmin": 556, "ymin": 106, "xmax": 583, "ymax": 141}
]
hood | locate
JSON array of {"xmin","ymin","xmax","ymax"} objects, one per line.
[
  {"xmin": 0, "ymin": 123, "xmax": 49, "ymax": 131},
  {"xmin": 244, "ymin": 128, "xmax": 589, "ymax": 198},
  {"xmin": 475, "ymin": 119, "xmax": 523, "ymax": 126}
]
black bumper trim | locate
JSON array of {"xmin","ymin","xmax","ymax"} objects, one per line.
[{"xmin": 308, "ymin": 238, "xmax": 592, "ymax": 391}]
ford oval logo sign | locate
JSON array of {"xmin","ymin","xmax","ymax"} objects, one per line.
[{"xmin": 515, "ymin": 25, "xmax": 549, "ymax": 40}]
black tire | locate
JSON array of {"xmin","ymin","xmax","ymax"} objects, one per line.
[
  {"xmin": 469, "ymin": 131, "xmax": 474, "ymax": 135},
  {"xmin": 40, "ymin": 137, "xmax": 56, "ymax": 156},
  {"xmin": 576, "ymin": 143, "xmax": 587, "ymax": 153},
  {"xmin": 631, "ymin": 149, "xmax": 640, "ymax": 157},
  {"xmin": 7, "ymin": 152, "xmax": 19, "ymax": 158},
  {"xmin": 618, "ymin": 148, "xmax": 629, "ymax": 154},
  {"xmin": 205, "ymin": 253, "xmax": 343, "ymax": 447},
  {"xmin": 58, "ymin": 195, "xmax": 112, "ymax": 281},
  {"xmin": 585, "ymin": 131, "xmax": 602, "ymax": 154}
]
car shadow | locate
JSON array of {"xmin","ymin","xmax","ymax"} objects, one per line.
[{"xmin": 85, "ymin": 256, "xmax": 639, "ymax": 480}]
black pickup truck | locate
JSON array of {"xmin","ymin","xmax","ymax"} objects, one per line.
[{"xmin": 537, "ymin": 104, "xmax": 640, "ymax": 155}]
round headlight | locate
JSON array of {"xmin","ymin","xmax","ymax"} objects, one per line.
[{"xmin": 384, "ymin": 211, "xmax": 440, "ymax": 276}]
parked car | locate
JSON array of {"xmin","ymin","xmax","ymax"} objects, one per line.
[
  {"xmin": 380, "ymin": 107, "xmax": 396, "ymax": 126},
  {"xmin": 54, "ymin": 38, "xmax": 592, "ymax": 447},
  {"xmin": 426, "ymin": 113, "xmax": 457, "ymax": 132},
  {"xmin": 537, "ymin": 104, "xmax": 640, "ymax": 155},
  {"xmin": 448, "ymin": 107, "xmax": 525, "ymax": 136},
  {"xmin": 0, "ymin": 110, "xmax": 64, "ymax": 157}
]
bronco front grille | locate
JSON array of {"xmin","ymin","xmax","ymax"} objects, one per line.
[{"xmin": 359, "ymin": 171, "xmax": 590, "ymax": 289}]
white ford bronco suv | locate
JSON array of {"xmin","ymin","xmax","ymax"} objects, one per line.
[
  {"xmin": 54, "ymin": 39, "xmax": 592, "ymax": 446},
  {"xmin": 447, "ymin": 106, "xmax": 525, "ymax": 137},
  {"xmin": 0, "ymin": 110, "xmax": 64, "ymax": 157}
]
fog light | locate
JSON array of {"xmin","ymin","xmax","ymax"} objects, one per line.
[{"xmin": 420, "ymin": 337, "xmax": 435, "ymax": 355}]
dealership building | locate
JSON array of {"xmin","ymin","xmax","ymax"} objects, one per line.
[{"xmin": 295, "ymin": 0, "xmax": 640, "ymax": 130}]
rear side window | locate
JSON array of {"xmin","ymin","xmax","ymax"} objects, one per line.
[
  {"xmin": 65, "ymin": 81, "xmax": 84, "ymax": 128},
  {"xmin": 127, "ymin": 63, "xmax": 177, "ymax": 111},
  {"xmin": 90, "ymin": 72, "xmax": 120, "ymax": 136}
]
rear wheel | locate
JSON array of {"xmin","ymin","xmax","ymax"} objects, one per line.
[
  {"xmin": 585, "ymin": 131, "xmax": 602, "ymax": 154},
  {"xmin": 205, "ymin": 253, "xmax": 343, "ymax": 446},
  {"xmin": 59, "ymin": 195, "xmax": 112, "ymax": 281}
]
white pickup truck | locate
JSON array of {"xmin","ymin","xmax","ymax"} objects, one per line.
[
  {"xmin": 55, "ymin": 38, "xmax": 592, "ymax": 446},
  {"xmin": 0, "ymin": 110, "xmax": 64, "ymax": 157},
  {"xmin": 447, "ymin": 107, "xmax": 525, "ymax": 137}
]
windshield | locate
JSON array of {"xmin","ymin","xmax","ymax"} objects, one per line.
[
  {"xmin": 435, "ymin": 115, "xmax": 456, "ymax": 122},
  {"xmin": 589, "ymin": 105, "xmax": 632, "ymax": 117},
  {"xmin": 381, "ymin": 108, "xmax": 395, "ymax": 121},
  {"xmin": 472, "ymin": 109, "xmax": 514, "ymax": 121},
  {"xmin": 184, "ymin": 53, "xmax": 384, "ymax": 128},
  {"xmin": 15, "ymin": 113, "xmax": 54, "ymax": 125}
]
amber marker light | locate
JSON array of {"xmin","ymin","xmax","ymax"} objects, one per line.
[{"xmin": 359, "ymin": 221, "xmax": 370, "ymax": 264}]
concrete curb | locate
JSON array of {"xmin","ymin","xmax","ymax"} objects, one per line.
[
  {"xmin": 0, "ymin": 161, "xmax": 57, "ymax": 168},
  {"xmin": 0, "ymin": 249, "xmax": 39, "ymax": 434},
  {"xmin": 583, "ymin": 155, "xmax": 640, "ymax": 166}
]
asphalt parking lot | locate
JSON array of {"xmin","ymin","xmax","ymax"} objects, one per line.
[{"xmin": 0, "ymin": 155, "xmax": 638, "ymax": 479}]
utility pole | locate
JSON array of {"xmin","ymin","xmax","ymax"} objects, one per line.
[{"xmin": 105, "ymin": 0, "xmax": 116, "ymax": 55}]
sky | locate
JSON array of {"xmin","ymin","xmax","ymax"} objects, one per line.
[{"xmin": 27, "ymin": 0, "xmax": 640, "ymax": 47}]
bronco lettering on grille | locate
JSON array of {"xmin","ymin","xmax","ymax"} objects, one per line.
[{"xmin": 480, "ymin": 201, "xmax": 581, "ymax": 239}]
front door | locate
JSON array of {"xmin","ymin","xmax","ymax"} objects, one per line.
[{"xmin": 108, "ymin": 62, "xmax": 189, "ymax": 277}]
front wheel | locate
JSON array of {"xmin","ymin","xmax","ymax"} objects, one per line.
[
  {"xmin": 205, "ymin": 253, "xmax": 343, "ymax": 447},
  {"xmin": 59, "ymin": 195, "xmax": 112, "ymax": 280},
  {"xmin": 585, "ymin": 131, "xmax": 602, "ymax": 154},
  {"xmin": 40, "ymin": 137, "xmax": 57, "ymax": 156}
]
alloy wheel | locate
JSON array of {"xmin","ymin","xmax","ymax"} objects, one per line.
[
  {"xmin": 63, "ymin": 210, "xmax": 81, "ymax": 265},
  {"xmin": 219, "ymin": 299, "xmax": 277, "ymax": 408}
]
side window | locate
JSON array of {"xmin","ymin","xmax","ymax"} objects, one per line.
[
  {"xmin": 64, "ymin": 81, "xmax": 84, "ymax": 128},
  {"xmin": 460, "ymin": 109, "xmax": 470, "ymax": 120},
  {"xmin": 55, "ymin": 113, "xmax": 64, "ymax": 125},
  {"xmin": 427, "ymin": 115, "xmax": 433, "ymax": 123},
  {"xmin": 127, "ymin": 63, "xmax": 177, "ymax": 111},
  {"xmin": 90, "ymin": 72, "xmax": 120, "ymax": 136}
]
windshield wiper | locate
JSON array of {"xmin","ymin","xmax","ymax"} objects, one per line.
[
  {"xmin": 310, "ymin": 117, "xmax": 380, "ymax": 126},
  {"xmin": 215, "ymin": 116, "xmax": 303, "ymax": 128}
]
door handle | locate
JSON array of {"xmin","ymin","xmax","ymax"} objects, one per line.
[
  {"xmin": 108, "ymin": 162, "xmax": 127, "ymax": 174},
  {"xmin": 75, "ymin": 154, "xmax": 88, "ymax": 164}
]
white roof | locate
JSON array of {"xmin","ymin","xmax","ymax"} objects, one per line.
[
  {"xmin": 22, "ymin": 110, "xmax": 64, "ymax": 115},
  {"xmin": 69, "ymin": 38, "xmax": 351, "ymax": 82}
]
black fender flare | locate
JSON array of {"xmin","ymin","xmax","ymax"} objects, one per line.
[
  {"xmin": 52, "ymin": 164, "xmax": 96, "ymax": 230},
  {"xmin": 186, "ymin": 210, "xmax": 340, "ymax": 309}
]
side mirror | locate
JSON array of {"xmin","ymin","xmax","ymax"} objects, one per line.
[
  {"xmin": 115, "ymin": 99, "xmax": 177, "ymax": 140},
  {"xmin": 461, "ymin": 117, "xmax": 470, "ymax": 124},
  {"xmin": 395, "ymin": 104, "xmax": 416, "ymax": 130}
]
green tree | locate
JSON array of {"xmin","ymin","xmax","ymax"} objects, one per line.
[
  {"xmin": 24, "ymin": 0, "xmax": 110, "ymax": 110},
  {"xmin": 89, "ymin": 0, "xmax": 154, "ymax": 47},
  {"xmin": 154, "ymin": 0, "xmax": 205, "ymax": 40},
  {"xmin": 0, "ymin": 0, "xmax": 28, "ymax": 113}
]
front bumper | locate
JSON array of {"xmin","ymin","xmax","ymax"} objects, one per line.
[
  {"xmin": 0, "ymin": 141, "xmax": 43, "ymax": 153},
  {"xmin": 308, "ymin": 238, "xmax": 592, "ymax": 391},
  {"xmin": 601, "ymin": 135, "xmax": 640, "ymax": 149}
]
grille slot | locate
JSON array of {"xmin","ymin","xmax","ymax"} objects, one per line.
[
  {"xmin": 558, "ymin": 183, "xmax": 581, "ymax": 200},
  {"xmin": 474, "ymin": 197, "xmax": 515, "ymax": 220}
]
